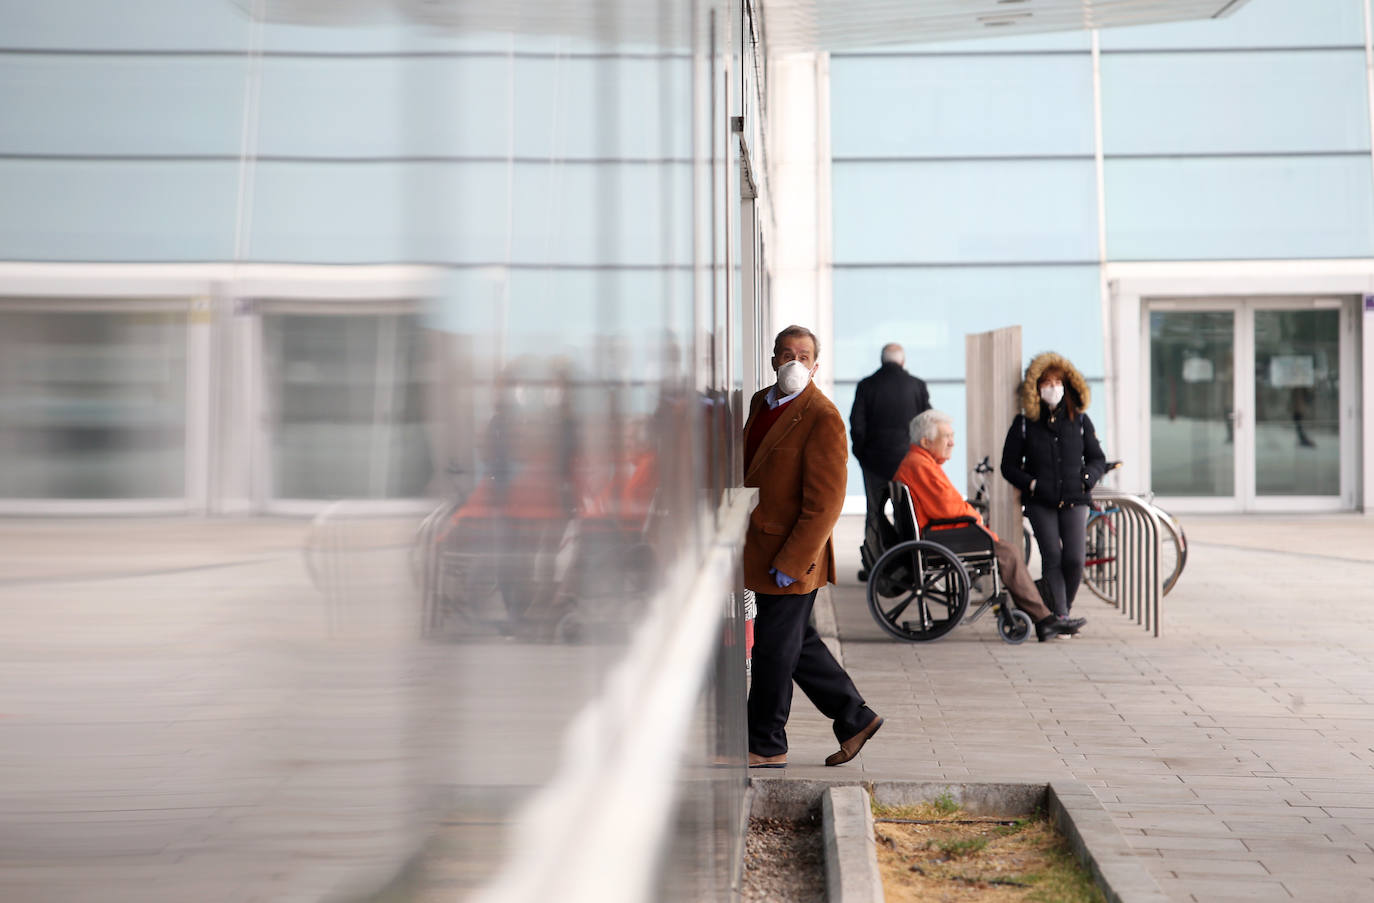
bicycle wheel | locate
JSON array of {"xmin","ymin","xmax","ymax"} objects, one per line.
[
  {"xmin": 866, "ymin": 540, "xmax": 970, "ymax": 642},
  {"xmin": 1082, "ymin": 511, "xmax": 1119, "ymax": 605}
]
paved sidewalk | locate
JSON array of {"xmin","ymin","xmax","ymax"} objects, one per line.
[{"xmin": 781, "ymin": 513, "xmax": 1374, "ymax": 902}]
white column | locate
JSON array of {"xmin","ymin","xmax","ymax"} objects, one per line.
[{"xmin": 766, "ymin": 52, "xmax": 833, "ymax": 391}]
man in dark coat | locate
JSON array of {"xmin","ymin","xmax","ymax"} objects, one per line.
[{"xmin": 850, "ymin": 343, "xmax": 930, "ymax": 578}]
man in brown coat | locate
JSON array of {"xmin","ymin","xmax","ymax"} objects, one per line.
[{"xmin": 743, "ymin": 325, "xmax": 883, "ymax": 768}]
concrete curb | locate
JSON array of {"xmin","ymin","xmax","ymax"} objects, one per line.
[
  {"xmin": 751, "ymin": 777, "xmax": 1169, "ymax": 903},
  {"xmin": 1048, "ymin": 781, "xmax": 1172, "ymax": 903},
  {"xmin": 821, "ymin": 785, "xmax": 884, "ymax": 903}
]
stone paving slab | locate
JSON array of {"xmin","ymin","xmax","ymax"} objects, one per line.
[{"xmin": 781, "ymin": 513, "xmax": 1374, "ymax": 902}]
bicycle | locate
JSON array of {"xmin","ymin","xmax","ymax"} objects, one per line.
[{"xmin": 1080, "ymin": 463, "xmax": 1187, "ymax": 604}]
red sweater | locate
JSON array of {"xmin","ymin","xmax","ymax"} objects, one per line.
[
  {"xmin": 744, "ymin": 396, "xmax": 794, "ymax": 472},
  {"xmin": 893, "ymin": 444, "xmax": 999, "ymax": 543}
]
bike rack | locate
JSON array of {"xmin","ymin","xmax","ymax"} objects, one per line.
[{"xmin": 1088, "ymin": 489, "xmax": 1164, "ymax": 637}]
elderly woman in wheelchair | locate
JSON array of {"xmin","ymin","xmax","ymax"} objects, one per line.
[{"xmin": 860, "ymin": 409, "xmax": 1084, "ymax": 644}]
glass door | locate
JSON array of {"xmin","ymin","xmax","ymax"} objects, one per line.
[
  {"xmin": 1252, "ymin": 306, "xmax": 1341, "ymax": 498},
  {"xmin": 1149, "ymin": 297, "xmax": 1353, "ymax": 511},
  {"xmin": 1149, "ymin": 306, "xmax": 1238, "ymax": 503}
]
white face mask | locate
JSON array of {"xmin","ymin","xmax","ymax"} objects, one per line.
[
  {"xmin": 777, "ymin": 360, "xmax": 812, "ymax": 396},
  {"xmin": 1040, "ymin": 384, "xmax": 1065, "ymax": 408}
]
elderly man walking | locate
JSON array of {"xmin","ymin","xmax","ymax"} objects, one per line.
[
  {"xmin": 743, "ymin": 325, "xmax": 883, "ymax": 768},
  {"xmin": 850, "ymin": 343, "xmax": 930, "ymax": 580}
]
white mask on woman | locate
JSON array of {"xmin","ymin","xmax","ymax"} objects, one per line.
[
  {"xmin": 777, "ymin": 360, "xmax": 812, "ymax": 396},
  {"xmin": 1039, "ymin": 384, "xmax": 1065, "ymax": 408}
]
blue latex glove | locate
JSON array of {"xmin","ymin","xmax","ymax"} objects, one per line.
[{"xmin": 769, "ymin": 567, "xmax": 797, "ymax": 589}]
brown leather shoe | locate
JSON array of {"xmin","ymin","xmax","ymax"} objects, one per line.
[
  {"xmin": 748, "ymin": 752, "xmax": 787, "ymax": 768},
  {"xmin": 825, "ymin": 715, "xmax": 884, "ymax": 766}
]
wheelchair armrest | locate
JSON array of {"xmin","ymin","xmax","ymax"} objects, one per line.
[{"xmin": 927, "ymin": 516, "xmax": 978, "ymax": 529}]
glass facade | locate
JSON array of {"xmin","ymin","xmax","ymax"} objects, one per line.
[
  {"xmin": 830, "ymin": 0, "xmax": 1370, "ymax": 505},
  {"xmin": 0, "ymin": 1, "xmax": 757, "ymax": 900},
  {"xmin": 831, "ymin": 34, "xmax": 1101, "ymax": 496}
]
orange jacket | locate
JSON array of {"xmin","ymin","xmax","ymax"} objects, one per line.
[{"xmin": 893, "ymin": 444, "xmax": 999, "ymax": 543}]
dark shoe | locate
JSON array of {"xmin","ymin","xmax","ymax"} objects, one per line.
[
  {"xmin": 748, "ymin": 752, "xmax": 787, "ymax": 768},
  {"xmin": 1035, "ymin": 616, "xmax": 1068, "ymax": 642},
  {"xmin": 826, "ymin": 715, "xmax": 883, "ymax": 766},
  {"xmin": 1058, "ymin": 616, "xmax": 1086, "ymax": 634},
  {"xmin": 857, "ymin": 569, "xmax": 869, "ymax": 582}
]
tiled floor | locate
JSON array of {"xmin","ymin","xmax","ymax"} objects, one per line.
[{"xmin": 781, "ymin": 513, "xmax": 1374, "ymax": 902}]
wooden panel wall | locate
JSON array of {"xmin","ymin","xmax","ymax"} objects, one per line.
[{"xmin": 965, "ymin": 326, "xmax": 1022, "ymax": 543}]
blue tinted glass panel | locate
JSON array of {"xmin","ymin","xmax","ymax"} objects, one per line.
[
  {"xmin": 0, "ymin": 56, "xmax": 246, "ymax": 156},
  {"xmin": 0, "ymin": 0, "xmax": 249, "ymax": 50},
  {"xmin": 832, "ymin": 266, "xmax": 1103, "ymax": 383},
  {"xmin": 256, "ymin": 57, "xmax": 508, "ymax": 159},
  {"xmin": 0, "ymin": 160, "xmax": 237, "ymax": 260},
  {"xmin": 1101, "ymin": 51, "xmax": 1369, "ymax": 155},
  {"xmin": 833, "ymin": 160, "xmax": 1098, "ymax": 264},
  {"xmin": 829, "ymin": 381, "xmax": 864, "ymax": 500},
  {"xmin": 0, "ymin": 53, "xmax": 692, "ymax": 160},
  {"xmin": 1099, "ymin": 0, "xmax": 1364, "ymax": 49},
  {"xmin": 512, "ymin": 57, "xmax": 694, "ymax": 159},
  {"xmin": 1105, "ymin": 156, "xmax": 1374, "ymax": 260},
  {"xmin": 248, "ymin": 160, "xmax": 692, "ymax": 265},
  {"xmin": 831, "ymin": 55, "xmax": 1094, "ymax": 158}
]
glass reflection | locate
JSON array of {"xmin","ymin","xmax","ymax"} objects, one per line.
[
  {"xmin": 265, "ymin": 312, "xmax": 434, "ymax": 499},
  {"xmin": 1254, "ymin": 308, "xmax": 1340, "ymax": 496},
  {"xmin": 1150, "ymin": 310, "xmax": 1235, "ymax": 496},
  {"xmin": 0, "ymin": 0, "xmax": 746, "ymax": 900},
  {"xmin": 0, "ymin": 308, "xmax": 187, "ymax": 499}
]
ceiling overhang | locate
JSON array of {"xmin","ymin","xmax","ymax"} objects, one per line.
[
  {"xmin": 240, "ymin": 0, "xmax": 1252, "ymax": 51},
  {"xmin": 761, "ymin": 0, "xmax": 1252, "ymax": 53}
]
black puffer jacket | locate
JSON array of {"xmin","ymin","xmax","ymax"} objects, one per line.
[
  {"xmin": 1000, "ymin": 352, "xmax": 1107, "ymax": 508},
  {"xmin": 850, "ymin": 361, "xmax": 931, "ymax": 480}
]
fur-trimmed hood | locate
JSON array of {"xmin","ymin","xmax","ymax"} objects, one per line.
[{"xmin": 1018, "ymin": 351, "xmax": 1090, "ymax": 420}]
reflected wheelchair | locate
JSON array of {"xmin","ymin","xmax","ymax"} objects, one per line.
[{"xmin": 860, "ymin": 482, "xmax": 1034, "ymax": 645}]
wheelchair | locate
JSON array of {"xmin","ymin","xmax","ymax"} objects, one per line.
[{"xmin": 860, "ymin": 482, "xmax": 1034, "ymax": 645}]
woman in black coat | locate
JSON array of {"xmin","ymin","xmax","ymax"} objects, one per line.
[{"xmin": 1001, "ymin": 352, "xmax": 1107, "ymax": 622}]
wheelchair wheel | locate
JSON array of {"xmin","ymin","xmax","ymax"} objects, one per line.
[
  {"xmin": 866, "ymin": 540, "xmax": 970, "ymax": 642},
  {"xmin": 998, "ymin": 608, "xmax": 1033, "ymax": 645}
]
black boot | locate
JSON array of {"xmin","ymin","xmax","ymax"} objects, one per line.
[{"xmin": 1035, "ymin": 616, "xmax": 1068, "ymax": 642}]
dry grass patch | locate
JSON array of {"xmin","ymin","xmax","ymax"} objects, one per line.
[{"xmin": 872, "ymin": 797, "xmax": 1105, "ymax": 903}]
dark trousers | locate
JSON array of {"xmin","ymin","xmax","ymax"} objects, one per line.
[
  {"xmin": 748, "ymin": 589, "xmax": 874, "ymax": 757},
  {"xmin": 861, "ymin": 468, "xmax": 891, "ymax": 560},
  {"xmin": 1025, "ymin": 503, "xmax": 1089, "ymax": 618}
]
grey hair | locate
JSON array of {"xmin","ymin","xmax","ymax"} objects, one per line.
[
  {"xmin": 880, "ymin": 343, "xmax": 904, "ymax": 365},
  {"xmin": 909, "ymin": 409, "xmax": 952, "ymax": 445}
]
